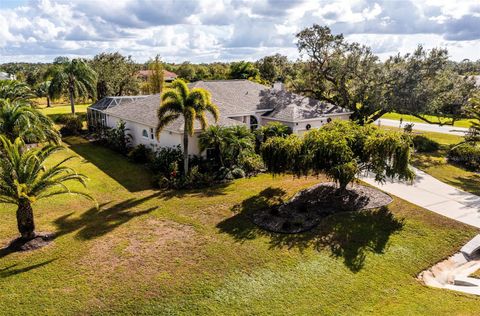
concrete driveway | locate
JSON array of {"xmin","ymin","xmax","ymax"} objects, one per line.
[
  {"xmin": 374, "ymin": 118, "xmax": 469, "ymax": 136},
  {"xmin": 362, "ymin": 168, "xmax": 480, "ymax": 229}
]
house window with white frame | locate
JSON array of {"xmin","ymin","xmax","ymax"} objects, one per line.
[{"xmin": 142, "ymin": 129, "xmax": 149, "ymax": 138}]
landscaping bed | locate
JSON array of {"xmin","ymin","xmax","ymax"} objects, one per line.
[{"xmin": 250, "ymin": 182, "xmax": 393, "ymax": 233}]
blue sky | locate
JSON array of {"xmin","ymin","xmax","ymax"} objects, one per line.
[{"xmin": 0, "ymin": 0, "xmax": 479, "ymax": 63}]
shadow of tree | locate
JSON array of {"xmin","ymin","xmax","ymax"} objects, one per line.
[
  {"xmin": 65, "ymin": 136, "xmax": 153, "ymax": 192},
  {"xmin": 217, "ymin": 187, "xmax": 404, "ymax": 272},
  {"xmin": 445, "ymin": 174, "xmax": 480, "ymax": 196},
  {"xmin": 157, "ymin": 182, "xmax": 230, "ymax": 200},
  {"xmin": 54, "ymin": 192, "xmax": 160, "ymax": 240},
  {"xmin": 0, "ymin": 259, "xmax": 56, "ymax": 278}
]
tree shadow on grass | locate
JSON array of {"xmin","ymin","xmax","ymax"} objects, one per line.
[
  {"xmin": 0, "ymin": 259, "xmax": 56, "ymax": 279},
  {"xmin": 54, "ymin": 192, "xmax": 160, "ymax": 240},
  {"xmin": 65, "ymin": 137, "xmax": 153, "ymax": 192},
  {"xmin": 157, "ymin": 182, "xmax": 230, "ymax": 200},
  {"xmin": 217, "ymin": 187, "xmax": 404, "ymax": 272}
]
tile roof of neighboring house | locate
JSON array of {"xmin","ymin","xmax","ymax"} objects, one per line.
[
  {"xmin": 261, "ymin": 89, "xmax": 350, "ymax": 121},
  {"xmin": 137, "ymin": 69, "xmax": 178, "ymax": 79},
  {"xmin": 103, "ymin": 93, "xmax": 243, "ymax": 133}
]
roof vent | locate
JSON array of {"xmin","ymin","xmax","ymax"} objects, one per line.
[{"xmin": 273, "ymin": 81, "xmax": 284, "ymax": 91}]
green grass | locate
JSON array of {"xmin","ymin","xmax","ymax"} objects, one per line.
[
  {"xmin": 0, "ymin": 136, "xmax": 479, "ymax": 315},
  {"xmin": 381, "ymin": 125, "xmax": 464, "ymax": 145},
  {"xmin": 39, "ymin": 104, "xmax": 89, "ymax": 116},
  {"xmin": 382, "ymin": 112, "xmax": 478, "ymax": 128}
]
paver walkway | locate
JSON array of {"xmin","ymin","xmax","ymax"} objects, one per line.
[
  {"xmin": 362, "ymin": 167, "xmax": 480, "ymax": 229},
  {"xmin": 374, "ymin": 118, "xmax": 469, "ymax": 136}
]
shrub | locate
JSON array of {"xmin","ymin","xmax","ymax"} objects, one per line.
[
  {"xmin": 231, "ymin": 167, "xmax": 246, "ymax": 179},
  {"xmin": 448, "ymin": 143, "xmax": 480, "ymax": 171},
  {"xmin": 103, "ymin": 121, "xmax": 132, "ymax": 154},
  {"xmin": 59, "ymin": 115, "xmax": 84, "ymax": 136},
  {"xmin": 239, "ymin": 152, "xmax": 264, "ymax": 176},
  {"xmin": 412, "ymin": 135, "xmax": 440, "ymax": 153},
  {"xmin": 150, "ymin": 145, "xmax": 183, "ymax": 176},
  {"xmin": 128, "ymin": 144, "xmax": 153, "ymax": 164}
]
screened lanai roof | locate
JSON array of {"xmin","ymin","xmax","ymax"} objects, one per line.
[{"xmin": 89, "ymin": 96, "xmax": 149, "ymax": 111}]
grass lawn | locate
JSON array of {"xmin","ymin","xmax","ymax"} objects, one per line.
[
  {"xmin": 383, "ymin": 127, "xmax": 480, "ymax": 197},
  {"xmin": 381, "ymin": 112, "xmax": 478, "ymax": 128},
  {"xmin": 0, "ymin": 136, "xmax": 479, "ymax": 315},
  {"xmin": 39, "ymin": 103, "xmax": 89, "ymax": 116}
]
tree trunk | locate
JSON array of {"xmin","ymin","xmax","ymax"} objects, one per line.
[
  {"xmin": 47, "ymin": 96, "xmax": 51, "ymax": 108},
  {"xmin": 16, "ymin": 199, "xmax": 35, "ymax": 240},
  {"xmin": 69, "ymin": 86, "xmax": 76, "ymax": 116},
  {"xmin": 183, "ymin": 127, "xmax": 189, "ymax": 175}
]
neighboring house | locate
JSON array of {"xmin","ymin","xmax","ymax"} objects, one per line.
[
  {"xmin": 87, "ymin": 80, "xmax": 352, "ymax": 155},
  {"xmin": 0, "ymin": 72, "xmax": 16, "ymax": 80},
  {"xmin": 137, "ymin": 69, "xmax": 178, "ymax": 82}
]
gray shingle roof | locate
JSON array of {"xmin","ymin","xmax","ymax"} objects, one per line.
[
  {"xmin": 189, "ymin": 80, "xmax": 274, "ymax": 114},
  {"xmin": 103, "ymin": 94, "xmax": 243, "ymax": 132},
  {"xmin": 96, "ymin": 79, "xmax": 351, "ymax": 131},
  {"xmin": 261, "ymin": 90, "xmax": 350, "ymax": 121}
]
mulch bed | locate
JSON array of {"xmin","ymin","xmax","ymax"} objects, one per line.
[
  {"xmin": 3, "ymin": 232, "xmax": 55, "ymax": 252},
  {"xmin": 250, "ymin": 182, "xmax": 393, "ymax": 234}
]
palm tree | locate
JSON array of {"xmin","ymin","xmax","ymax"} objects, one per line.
[
  {"xmin": 0, "ymin": 80, "xmax": 34, "ymax": 102},
  {"xmin": 48, "ymin": 58, "xmax": 97, "ymax": 115},
  {"xmin": 0, "ymin": 136, "xmax": 94, "ymax": 240},
  {"xmin": 156, "ymin": 79, "xmax": 219, "ymax": 175},
  {"xmin": 199, "ymin": 125, "xmax": 229, "ymax": 167},
  {"xmin": 0, "ymin": 99, "xmax": 60, "ymax": 144},
  {"xmin": 224, "ymin": 125, "xmax": 255, "ymax": 163},
  {"xmin": 34, "ymin": 80, "xmax": 52, "ymax": 107}
]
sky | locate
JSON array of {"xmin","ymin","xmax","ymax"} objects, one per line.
[{"xmin": 0, "ymin": 0, "xmax": 479, "ymax": 64}]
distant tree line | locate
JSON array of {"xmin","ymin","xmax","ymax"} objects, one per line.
[{"xmin": 1, "ymin": 24, "xmax": 479, "ymax": 123}]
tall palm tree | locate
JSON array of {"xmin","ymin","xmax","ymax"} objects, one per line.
[
  {"xmin": 0, "ymin": 80, "xmax": 34, "ymax": 102},
  {"xmin": 48, "ymin": 58, "xmax": 97, "ymax": 115},
  {"xmin": 0, "ymin": 136, "xmax": 94, "ymax": 240},
  {"xmin": 199, "ymin": 125, "xmax": 229, "ymax": 167},
  {"xmin": 0, "ymin": 99, "xmax": 60, "ymax": 144},
  {"xmin": 156, "ymin": 79, "xmax": 219, "ymax": 175}
]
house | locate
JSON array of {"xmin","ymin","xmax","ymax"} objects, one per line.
[
  {"xmin": 87, "ymin": 80, "xmax": 352, "ymax": 155},
  {"xmin": 137, "ymin": 69, "xmax": 178, "ymax": 82},
  {"xmin": 0, "ymin": 72, "xmax": 16, "ymax": 80}
]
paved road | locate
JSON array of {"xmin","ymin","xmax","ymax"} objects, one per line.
[
  {"xmin": 374, "ymin": 118, "xmax": 469, "ymax": 136},
  {"xmin": 362, "ymin": 167, "xmax": 480, "ymax": 229}
]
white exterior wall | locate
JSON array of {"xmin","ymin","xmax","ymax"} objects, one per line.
[
  {"xmin": 106, "ymin": 115, "xmax": 187, "ymax": 153},
  {"xmin": 262, "ymin": 114, "xmax": 351, "ymax": 136}
]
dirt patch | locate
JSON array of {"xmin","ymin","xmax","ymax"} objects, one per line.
[
  {"xmin": 251, "ymin": 182, "xmax": 393, "ymax": 234},
  {"xmin": 2, "ymin": 232, "xmax": 54, "ymax": 252},
  {"xmin": 80, "ymin": 218, "xmax": 202, "ymax": 281}
]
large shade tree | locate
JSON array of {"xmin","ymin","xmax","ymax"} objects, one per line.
[
  {"xmin": 156, "ymin": 79, "xmax": 219, "ymax": 175},
  {"xmin": 0, "ymin": 136, "xmax": 93, "ymax": 240},
  {"xmin": 90, "ymin": 52, "xmax": 139, "ymax": 99},
  {"xmin": 295, "ymin": 25, "xmax": 387, "ymax": 124},
  {"xmin": 48, "ymin": 58, "xmax": 97, "ymax": 115},
  {"xmin": 261, "ymin": 120, "xmax": 414, "ymax": 191},
  {"xmin": 0, "ymin": 99, "xmax": 60, "ymax": 144}
]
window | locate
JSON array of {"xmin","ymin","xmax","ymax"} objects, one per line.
[
  {"xmin": 250, "ymin": 115, "xmax": 258, "ymax": 131},
  {"xmin": 142, "ymin": 129, "xmax": 148, "ymax": 138},
  {"xmin": 150, "ymin": 128, "xmax": 154, "ymax": 140}
]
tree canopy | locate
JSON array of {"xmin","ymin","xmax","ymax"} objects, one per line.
[
  {"xmin": 261, "ymin": 120, "xmax": 414, "ymax": 190},
  {"xmin": 90, "ymin": 52, "xmax": 139, "ymax": 99}
]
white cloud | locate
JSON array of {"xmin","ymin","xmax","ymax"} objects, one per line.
[{"xmin": 0, "ymin": 0, "xmax": 479, "ymax": 63}]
